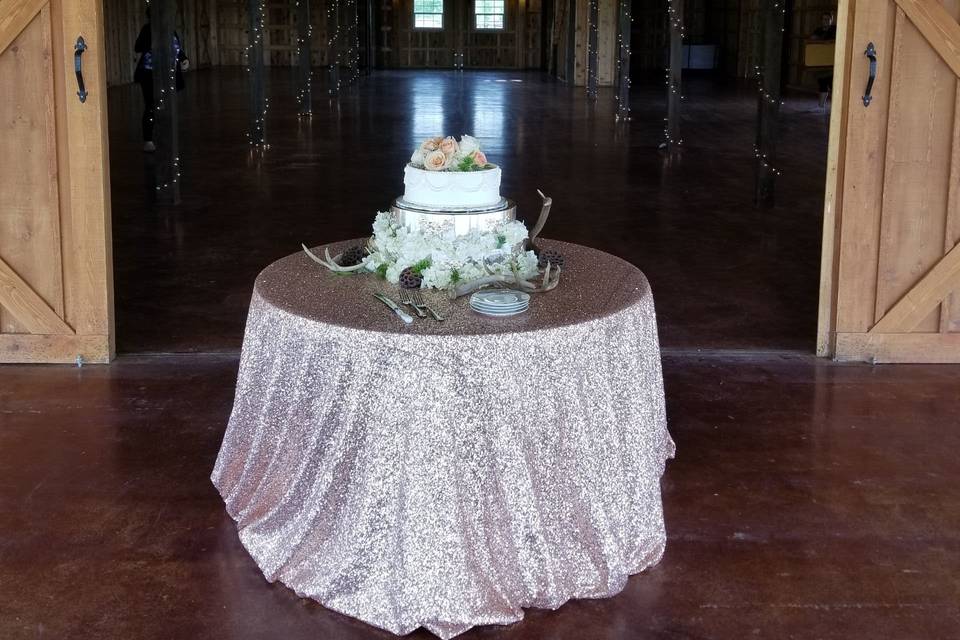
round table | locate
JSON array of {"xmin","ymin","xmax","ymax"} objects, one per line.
[{"xmin": 211, "ymin": 239, "xmax": 675, "ymax": 638}]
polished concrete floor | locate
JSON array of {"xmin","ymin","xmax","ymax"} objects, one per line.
[
  {"xmin": 107, "ymin": 69, "xmax": 829, "ymax": 354},
  {"xmin": 2, "ymin": 354, "xmax": 959, "ymax": 638}
]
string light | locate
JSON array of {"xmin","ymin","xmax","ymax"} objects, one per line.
[
  {"xmin": 296, "ymin": 0, "xmax": 313, "ymax": 116},
  {"xmin": 663, "ymin": 0, "xmax": 684, "ymax": 148},
  {"xmin": 245, "ymin": 0, "xmax": 269, "ymax": 147},
  {"xmin": 614, "ymin": 0, "xmax": 632, "ymax": 120},
  {"xmin": 585, "ymin": 0, "xmax": 599, "ymax": 99},
  {"xmin": 326, "ymin": 0, "xmax": 361, "ymax": 95}
]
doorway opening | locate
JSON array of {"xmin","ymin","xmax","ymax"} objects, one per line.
[{"xmin": 101, "ymin": 0, "xmax": 835, "ymax": 355}]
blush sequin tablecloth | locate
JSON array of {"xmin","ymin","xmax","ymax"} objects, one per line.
[{"xmin": 211, "ymin": 239, "xmax": 675, "ymax": 638}]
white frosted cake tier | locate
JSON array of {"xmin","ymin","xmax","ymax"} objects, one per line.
[{"xmin": 403, "ymin": 165, "xmax": 502, "ymax": 209}]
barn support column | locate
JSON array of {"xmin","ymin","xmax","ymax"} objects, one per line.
[
  {"xmin": 153, "ymin": 0, "xmax": 180, "ymax": 204},
  {"xmin": 328, "ymin": 0, "xmax": 341, "ymax": 95},
  {"xmin": 296, "ymin": 0, "xmax": 312, "ymax": 115},
  {"xmin": 755, "ymin": 0, "xmax": 785, "ymax": 207},
  {"xmin": 586, "ymin": 0, "xmax": 599, "ymax": 98},
  {"xmin": 248, "ymin": 0, "xmax": 267, "ymax": 145},
  {"xmin": 615, "ymin": 0, "xmax": 631, "ymax": 119},
  {"xmin": 665, "ymin": 0, "xmax": 684, "ymax": 151}
]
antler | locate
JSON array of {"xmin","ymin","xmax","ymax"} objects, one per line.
[
  {"xmin": 528, "ymin": 189, "xmax": 552, "ymax": 244},
  {"xmin": 301, "ymin": 244, "xmax": 368, "ymax": 273},
  {"xmin": 448, "ymin": 262, "xmax": 561, "ymax": 299}
]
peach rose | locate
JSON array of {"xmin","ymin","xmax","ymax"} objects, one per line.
[
  {"xmin": 471, "ymin": 150, "xmax": 488, "ymax": 167},
  {"xmin": 439, "ymin": 136, "xmax": 459, "ymax": 157},
  {"xmin": 420, "ymin": 137, "xmax": 442, "ymax": 153},
  {"xmin": 423, "ymin": 149, "xmax": 449, "ymax": 171}
]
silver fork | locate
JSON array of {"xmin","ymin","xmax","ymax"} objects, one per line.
[
  {"xmin": 411, "ymin": 290, "xmax": 445, "ymax": 321},
  {"xmin": 398, "ymin": 289, "xmax": 426, "ymax": 318}
]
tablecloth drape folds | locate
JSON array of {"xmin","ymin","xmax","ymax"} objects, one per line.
[{"xmin": 212, "ymin": 240, "xmax": 674, "ymax": 638}]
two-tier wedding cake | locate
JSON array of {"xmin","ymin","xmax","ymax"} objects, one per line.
[{"xmin": 362, "ymin": 135, "xmax": 539, "ymax": 289}]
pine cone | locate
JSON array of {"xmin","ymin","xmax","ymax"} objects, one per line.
[
  {"xmin": 337, "ymin": 245, "xmax": 366, "ymax": 267},
  {"xmin": 399, "ymin": 267, "xmax": 423, "ymax": 289},
  {"xmin": 538, "ymin": 249, "xmax": 565, "ymax": 269}
]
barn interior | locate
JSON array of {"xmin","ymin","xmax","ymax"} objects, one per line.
[
  {"xmin": 101, "ymin": 0, "xmax": 838, "ymax": 354},
  {"xmin": 3, "ymin": 1, "xmax": 960, "ymax": 639}
]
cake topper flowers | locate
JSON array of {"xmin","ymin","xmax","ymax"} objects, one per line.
[{"xmin": 410, "ymin": 135, "xmax": 494, "ymax": 172}]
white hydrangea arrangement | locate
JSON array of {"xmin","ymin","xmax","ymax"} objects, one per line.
[
  {"xmin": 363, "ymin": 212, "xmax": 539, "ymax": 290},
  {"xmin": 409, "ymin": 134, "xmax": 494, "ymax": 172}
]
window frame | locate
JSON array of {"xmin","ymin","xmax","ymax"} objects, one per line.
[
  {"xmin": 473, "ymin": 0, "xmax": 506, "ymax": 32},
  {"xmin": 413, "ymin": 0, "xmax": 444, "ymax": 31}
]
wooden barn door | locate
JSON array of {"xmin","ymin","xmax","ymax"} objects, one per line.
[
  {"xmin": 0, "ymin": 0, "xmax": 114, "ymax": 363},
  {"xmin": 819, "ymin": 0, "xmax": 960, "ymax": 362}
]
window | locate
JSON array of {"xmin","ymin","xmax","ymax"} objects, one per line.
[
  {"xmin": 475, "ymin": 0, "xmax": 505, "ymax": 30},
  {"xmin": 414, "ymin": 0, "xmax": 443, "ymax": 29}
]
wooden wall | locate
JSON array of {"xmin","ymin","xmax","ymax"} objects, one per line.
[
  {"xmin": 103, "ymin": 0, "xmax": 214, "ymax": 86},
  {"xmin": 103, "ymin": 0, "xmax": 342, "ymax": 85},
  {"xmin": 214, "ymin": 0, "xmax": 337, "ymax": 67},
  {"xmin": 738, "ymin": 0, "xmax": 838, "ymax": 88},
  {"xmin": 784, "ymin": 0, "xmax": 838, "ymax": 89},
  {"xmin": 379, "ymin": 0, "xmax": 543, "ymax": 69}
]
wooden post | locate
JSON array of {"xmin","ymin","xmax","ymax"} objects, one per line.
[
  {"xmin": 565, "ymin": 0, "xmax": 576, "ymax": 83},
  {"xmin": 755, "ymin": 0, "xmax": 785, "ymax": 207},
  {"xmin": 586, "ymin": 0, "xmax": 599, "ymax": 98},
  {"xmin": 296, "ymin": 0, "xmax": 312, "ymax": 114},
  {"xmin": 328, "ymin": 0, "xmax": 340, "ymax": 95},
  {"xmin": 616, "ymin": 0, "xmax": 632, "ymax": 119},
  {"xmin": 248, "ymin": 0, "xmax": 266, "ymax": 145},
  {"xmin": 153, "ymin": 0, "xmax": 180, "ymax": 204},
  {"xmin": 364, "ymin": 0, "xmax": 375, "ymax": 73},
  {"xmin": 352, "ymin": 0, "xmax": 360, "ymax": 82},
  {"xmin": 665, "ymin": 0, "xmax": 683, "ymax": 150}
]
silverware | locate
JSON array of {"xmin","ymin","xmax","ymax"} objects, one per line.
[
  {"xmin": 398, "ymin": 289, "xmax": 427, "ymax": 318},
  {"xmin": 411, "ymin": 290, "xmax": 445, "ymax": 321},
  {"xmin": 372, "ymin": 293, "xmax": 413, "ymax": 324}
]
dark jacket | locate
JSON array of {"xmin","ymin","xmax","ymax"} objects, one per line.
[{"xmin": 134, "ymin": 24, "xmax": 188, "ymax": 91}]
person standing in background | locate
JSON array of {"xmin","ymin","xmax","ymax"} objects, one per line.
[{"xmin": 134, "ymin": 9, "xmax": 189, "ymax": 152}]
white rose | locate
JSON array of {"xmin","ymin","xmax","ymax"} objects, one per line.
[
  {"xmin": 459, "ymin": 135, "xmax": 480, "ymax": 156},
  {"xmin": 410, "ymin": 148, "xmax": 425, "ymax": 166}
]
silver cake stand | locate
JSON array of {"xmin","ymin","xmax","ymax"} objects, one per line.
[{"xmin": 390, "ymin": 197, "xmax": 517, "ymax": 237}]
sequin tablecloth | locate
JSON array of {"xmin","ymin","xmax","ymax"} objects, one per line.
[{"xmin": 211, "ymin": 239, "xmax": 674, "ymax": 638}]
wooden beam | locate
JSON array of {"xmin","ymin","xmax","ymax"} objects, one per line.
[
  {"xmin": 615, "ymin": 0, "xmax": 631, "ymax": 119},
  {"xmin": 153, "ymin": 0, "xmax": 180, "ymax": 204},
  {"xmin": 0, "ymin": 0, "xmax": 45, "ymax": 55},
  {"xmin": 364, "ymin": 0, "xmax": 375, "ymax": 73},
  {"xmin": 895, "ymin": 0, "xmax": 960, "ymax": 77},
  {"xmin": 666, "ymin": 0, "xmax": 683, "ymax": 149},
  {"xmin": 565, "ymin": 0, "xmax": 575, "ymax": 83},
  {"xmin": 248, "ymin": 0, "xmax": 266, "ymax": 143},
  {"xmin": 835, "ymin": 332, "xmax": 960, "ymax": 363},
  {"xmin": 0, "ymin": 256, "xmax": 73, "ymax": 335},
  {"xmin": 870, "ymin": 241, "xmax": 960, "ymax": 333},
  {"xmin": 296, "ymin": 0, "xmax": 312, "ymax": 115},
  {"xmin": 328, "ymin": 0, "xmax": 340, "ymax": 95},
  {"xmin": 755, "ymin": 0, "xmax": 785, "ymax": 207},
  {"xmin": 586, "ymin": 0, "xmax": 599, "ymax": 98},
  {"xmin": 0, "ymin": 333, "xmax": 110, "ymax": 364}
]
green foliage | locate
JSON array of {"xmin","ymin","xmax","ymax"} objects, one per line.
[
  {"xmin": 375, "ymin": 264, "xmax": 388, "ymax": 279},
  {"xmin": 450, "ymin": 268, "xmax": 461, "ymax": 284},
  {"xmin": 496, "ymin": 234, "xmax": 507, "ymax": 248},
  {"xmin": 457, "ymin": 156, "xmax": 476, "ymax": 171},
  {"xmin": 411, "ymin": 258, "xmax": 432, "ymax": 275}
]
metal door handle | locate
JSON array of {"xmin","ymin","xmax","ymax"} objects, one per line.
[
  {"xmin": 862, "ymin": 42, "xmax": 876, "ymax": 107},
  {"xmin": 74, "ymin": 36, "xmax": 88, "ymax": 103}
]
